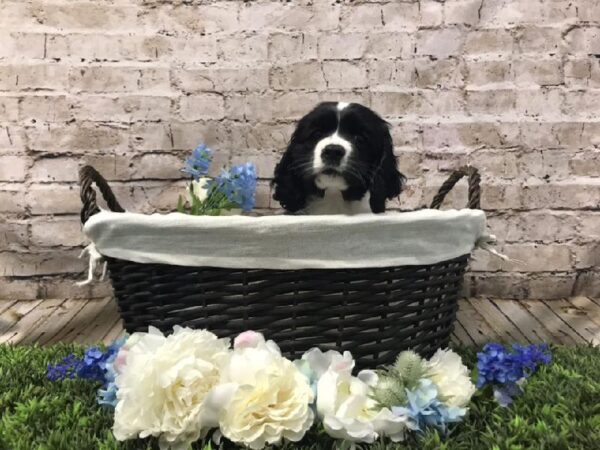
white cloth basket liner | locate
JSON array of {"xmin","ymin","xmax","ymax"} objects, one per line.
[{"xmin": 82, "ymin": 209, "xmax": 488, "ymax": 270}]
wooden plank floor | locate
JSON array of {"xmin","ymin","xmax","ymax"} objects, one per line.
[{"xmin": 0, "ymin": 297, "xmax": 598, "ymax": 347}]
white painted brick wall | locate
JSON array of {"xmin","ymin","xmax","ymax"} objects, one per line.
[{"xmin": 1, "ymin": 0, "xmax": 599, "ymax": 300}]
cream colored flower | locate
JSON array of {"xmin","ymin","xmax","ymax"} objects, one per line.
[
  {"xmin": 112, "ymin": 326, "xmax": 231, "ymax": 450},
  {"xmin": 316, "ymin": 362, "xmax": 406, "ymax": 443},
  {"xmin": 208, "ymin": 334, "xmax": 314, "ymax": 449},
  {"xmin": 189, "ymin": 178, "xmax": 210, "ymax": 202},
  {"xmin": 425, "ymin": 348, "xmax": 476, "ymax": 408}
]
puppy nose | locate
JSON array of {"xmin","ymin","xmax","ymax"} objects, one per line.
[{"xmin": 321, "ymin": 145, "xmax": 346, "ymax": 165}]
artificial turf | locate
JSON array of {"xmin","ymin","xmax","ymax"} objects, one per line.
[{"xmin": 0, "ymin": 344, "xmax": 598, "ymax": 450}]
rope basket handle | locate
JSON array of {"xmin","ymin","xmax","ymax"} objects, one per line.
[
  {"xmin": 429, "ymin": 166, "xmax": 481, "ymax": 210},
  {"xmin": 79, "ymin": 165, "xmax": 125, "ymax": 225}
]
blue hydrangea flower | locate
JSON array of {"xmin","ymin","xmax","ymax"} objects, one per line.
[
  {"xmin": 47, "ymin": 354, "xmax": 83, "ymax": 381},
  {"xmin": 47, "ymin": 336, "xmax": 127, "ymax": 409},
  {"xmin": 476, "ymin": 343, "xmax": 551, "ymax": 406},
  {"xmin": 392, "ymin": 379, "xmax": 467, "ymax": 434},
  {"xmin": 207, "ymin": 162, "xmax": 257, "ymax": 212},
  {"xmin": 182, "ymin": 144, "xmax": 213, "ymax": 180}
]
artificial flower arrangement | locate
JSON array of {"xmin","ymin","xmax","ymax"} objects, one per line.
[
  {"xmin": 47, "ymin": 328, "xmax": 551, "ymax": 450},
  {"xmin": 177, "ymin": 143, "xmax": 257, "ymax": 215}
]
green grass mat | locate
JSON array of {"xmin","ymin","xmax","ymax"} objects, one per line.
[{"xmin": 0, "ymin": 344, "xmax": 599, "ymax": 450}]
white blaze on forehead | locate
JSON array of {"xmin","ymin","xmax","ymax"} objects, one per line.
[
  {"xmin": 337, "ymin": 102, "xmax": 350, "ymax": 111},
  {"xmin": 313, "ymin": 132, "xmax": 353, "ymax": 171}
]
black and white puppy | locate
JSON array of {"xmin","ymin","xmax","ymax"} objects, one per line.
[{"xmin": 272, "ymin": 102, "xmax": 405, "ymax": 214}]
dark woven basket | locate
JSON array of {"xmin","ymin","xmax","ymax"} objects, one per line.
[{"xmin": 79, "ymin": 165, "xmax": 481, "ymax": 368}]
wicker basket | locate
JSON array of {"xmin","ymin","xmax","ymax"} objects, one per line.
[{"xmin": 79, "ymin": 165, "xmax": 481, "ymax": 368}]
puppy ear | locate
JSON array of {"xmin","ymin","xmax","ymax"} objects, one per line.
[
  {"xmin": 271, "ymin": 145, "xmax": 308, "ymax": 213},
  {"xmin": 380, "ymin": 123, "xmax": 405, "ymax": 200}
]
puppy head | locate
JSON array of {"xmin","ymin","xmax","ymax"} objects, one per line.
[{"xmin": 272, "ymin": 101, "xmax": 404, "ymax": 212}]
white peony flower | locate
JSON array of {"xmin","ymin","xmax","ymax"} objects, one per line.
[
  {"xmin": 304, "ymin": 348, "xmax": 407, "ymax": 443},
  {"xmin": 112, "ymin": 326, "xmax": 231, "ymax": 450},
  {"xmin": 208, "ymin": 333, "xmax": 314, "ymax": 450},
  {"xmin": 425, "ymin": 348, "xmax": 476, "ymax": 408}
]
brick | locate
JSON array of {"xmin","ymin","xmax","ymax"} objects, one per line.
[
  {"xmin": 417, "ymin": 29, "xmax": 464, "ymax": 58},
  {"xmin": 269, "ymin": 33, "xmax": 318, "ymax": 62},
  {"xmin": 30, "ymin": 3, "xmax": 138, "ymax": 30},
  {"xmin": 371, "ymin": 91, "xmax": 422, "ymax": 117},
  {"xmin": 0, "ymin": 155, "xmax": 27, "ymax": 181},
  {"xmin": 422, "ymin": 122, "xmax": 520, "ymax": 150},
  {"xmin": 318, "ymin": 34, "xmax": 367, "ymax": 60},
  {"xmin": 178, "ymin": 94, "xmax": 225, "ymax": 121},
  {"xmin": 419, "ymin": 90, "xmax": 465, "ymax": 116},
  {"xmin": 27, "ymin": 123, "xmax": 128, "ymax": 153},
  {"xmin": 230, "ymin": 151, "xmax": 278, "ymax": 179},
  {"xmin": 521, "ymin": 179, "xmax": 600, "ymax": 209},
  {"xmin": 40, "ymin": 277, "xmax": 113, "ymax": 300},
  {"xmin": 18, "ymin": 95, "xmax": 71, "ymax": 123},
  {"xmin": 140, "ymin": 3, "xmax": 239, "ymax": 34},
  {"xmin": 516, "ymin": 27, "xmax": 562, "ymax": 55},
  {"xmin": 381, "ymin": 2, "xmax": 420, "ymax": 30},
  {"xmin": 9, "ymin": 32, "xmax": 46, "ymax": 59},
  {"xmin": 0, "ymin": 221, "xmax": 28, "ymax": 251},
  {"xmin": 479, "ymin": 0, "xmax": 576, "ymax": 27},
  {"xmin": 0, "ymin": 97, "xmax": 19, "ymax": 121},
  {"xmin": 225, "ymin": 92, "xmax": 321, "ymax": 122},
  {"xmin": 570, "ymin": 153, "xmax": 600, "ymax": 176},
  {"xmin": 368, "ymin": 60, "xmax": 416, "ymax": 91},
  {"xmin": 528, "ymin": 275, "xmax": 577, "ymax": 299},
  {"xmin": 516, "ymin": 88, "xmax": 562, "ymax": 117},
  {"xmin": 518, "ymin": 150, "xmax": 570, "ymax": 179},
  {"xmin": 322, "ymin": 61, "xmax": 368, "ymax": 90},
  {"xmin": 240, "ymin": 3, "xmax": 339, "ymax": 32},
  {"xmin": 169, "ymin": 122, "xmax": 232, "ymax": 155},
  {"xmin": 227, "ymin": 122, "xmax": 293, "ymax": 152},
  {"xmin": 465, "ymin": 60, "xmax": 512, "ymax": 87},
  {"xmin": 578, "ymin": 0, "xmax": 600, "ymax": 22},
  {"xmin": 444, "ymin": 0, "xmax": 481, "ymax": 26},
  {"xmin": 0, "ymin": 186, "xmax": 26, "ymax": 213},
  {"xmin": 504, "ymin": 211, "xmax": 579, "ymax": 243},
  {"xmin": 0, "ymin": 279, "xmax": 39, "ymax": 301},
  {"xmin": 469, "ymin": 150, "xmax": 519, "ymax": 178},
  {"xmin": 47, "ymin": 34, "xmax": 174, "ymax": 62},
  {"xmin": 565, "ymin": 27, "xmax": 600, "ymax": 55},
  {"xmin": 69, "ymin": 67, "xmax": 170, "ymax": 93},
  {"xmin": 26, "ymin": 184, "xmax": 81, "ymax": 215},
  {"xmin": 71, "ymin": 95, "xmax": 172, "ymax": 122},
  {"xmin": 30, "ymin": 157, "xmax": 79, "ymax": 182},
  {"xmin": 270, "ymin": 62, "xmax": 327, "ymax": 91},
  {"xmin": 419, "ymin": 1, "xmax": 443, "ymax": 27},
  {"xmin": 365, "ymin": 33, "xmax": 414, "ymax": 60},
  {"xmin": 129, "ymin": 123, "xmax": 174, "ymax": 151},
  {"xmin": 30, "ymin": 218, "xmax": 83, "ymax": 247},
  {"xmin": 563, "ymin": 90, "xmax": 600, "ymax": 117},
  {"xmin": 218, "ymin": 35, "xmax": 268, "ymax": 62},
  {"xmin": 0, "ymin": 125, "xmax": 25, "ymax": 150},
  {"xmin": 513, "ymin": 59, "xmax": 563, "ymax": 86},
  {"xmin": 574, "ymin": 243, "xmax": 600, "ymax": 269},
  {"xmin": 83, "ymin": 153, "xmax": 134, "ymax": 180},
  {"xmin": 465, "ymin": 29, "xmax": 514, "ymax": 55},
  {"xmin": 466, "ymin": 89, "xmax": 516, "ymax": 115},
  {"xmin": 501, "ymin": 243, "xmax": 572, "ymax": 272},
  {"xmin": 176, "ymin": 67, "xmax": 269, "ymax": 93},
  {"xmin": 565, "ymin": 59, "xmax": 592, "ymax": 87},
  {"xmin": 0, "ymin": 251, "xmax": 84, "ymax": 276},
  {"xmin": 133, "ymin": 153, "xmax": 185, "ymax": 180},
  {"xmin": 481, "ymin": 183, "xmax": 523, "ymax": 210},
  {"xmin": 0, "ymin": 64, "xmax": 69, "ymax": 91},
  {"xmin": 574, "ymin": 270, "xmax": 600, "ymax": 297},
  {"xmin": 414, "ymin": 58, "xmax": 464, "ymax": 89},
  {"xmin": 170, "ymin": 37, "xmax": 218, "ymax": 63}
]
